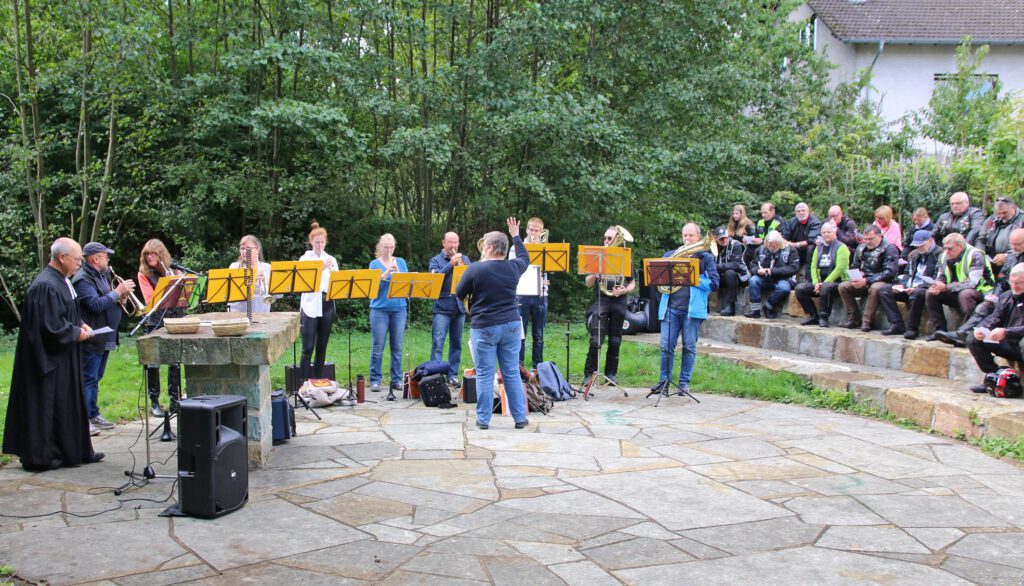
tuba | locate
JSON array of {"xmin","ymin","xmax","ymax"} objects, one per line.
[
  {"xmin": 657, "ymin": 234, "xmax": 718, "ymax": 294},
  {"xmin": 599, "ymin": 226, "xmax": 633, "ymax": 296}
]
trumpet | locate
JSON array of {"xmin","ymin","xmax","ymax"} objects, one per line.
[{"xmin": 111, "ymin": 268, "xmax": 146, "ymax": 317}]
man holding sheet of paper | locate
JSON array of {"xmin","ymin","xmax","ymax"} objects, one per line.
[
  {"xmin": 836, "ymin": 224, "xmax": 900, "ymax": 332},
  {"xmin": 876, "ymin": 230, "xmax": 942, "ymax": 339},
  {"xmin": 967, "ymin": 264, "xmax": 1024, "ymax": 393},
  {"xmin": 924, "ymin": 232, "xmax": 994, "ymax": 341}
]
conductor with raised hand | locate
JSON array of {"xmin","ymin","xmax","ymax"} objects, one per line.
[{"xmin": 457, "ymin": 218, "xmax": 531, "ymax": 431}]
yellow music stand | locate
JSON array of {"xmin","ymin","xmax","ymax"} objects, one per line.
[
  {"xmin": 387, "ymin": 272, "xmax": 445, "ymax": 401},
  {"xmin": 146, "ymin": 275, "xmax": 200, "ymax": 312},
  {"xmin": 525, "ymin": 242, "xmax": 571, "ymax": 273},
  {"xmin": 450, "ymin": 264, "xmax": 468, "ymax": 294},
  {"xmin": 269, "ymin": 260, "xmax": 323, "ymax": 295},
  {"xmin": 205, "ymin": 268, "xmax": 249, "ymax": 305},
  {"xmin": 328, "ymin": 269, "xmax": 383, "ymax": 394}
]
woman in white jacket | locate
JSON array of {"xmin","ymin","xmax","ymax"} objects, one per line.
[
  {"xmin": 228, "ymin": 235, "xmax": 274, "ymax": 314},
  {"xmin": 299, "ymin": 222, "xmax": 338, "ymax": 381}
]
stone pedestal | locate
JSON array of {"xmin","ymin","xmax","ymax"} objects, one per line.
[{"xmin": 136, "ymin": 312, "xmax": 300, "ymax": 469}]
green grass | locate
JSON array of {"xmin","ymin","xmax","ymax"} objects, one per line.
[{"xmin": 970, "ymin": 435, "xmax": 1024, "ymax": 462}]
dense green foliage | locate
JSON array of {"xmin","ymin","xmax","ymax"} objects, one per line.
[{"xmin": 0, "ymin": 0, "xmax": 833, "ymax": 326}]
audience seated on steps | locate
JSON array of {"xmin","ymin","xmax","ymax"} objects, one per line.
[
  {"xmin": 780, "ymin": 202, "xmax": 822, "ymax": 281},
  {"xmin": 977, "ymin": 197, "xmax": 1024, "ymax": 273},
  {"xmin": 934, "ymin": 228, "xmax": 1024, "ymax": 348},
  {"xmin": 901, "ymin": 207, "xmax": 934, "ymax": 260},
  {"xmin": 727, "ymin": 204, "xmax": 758, "ymax": 265},
  {"xmin": 924, "ymin": 232, "xmax": 995, "ymax": 342},
  {"xmin": 744, "ymin": 230, "xmax": 799, "ymax": 319},
  {"xmin": 794, "ymin": 221, "xmax": 848, "ymax": 328},
  {"xmin": 837, "ymin": 224, "xmax": 900, "ymax": 332},
  {"xmin": 877, "ymin": 229, "xmax": 942, "ymax": 340},
  {"xmin": 713, "ymin": 225, "xmax": 749, "ymax": 317},
  {"xmin": 827, "ymin": 204, "xmax": 860, "ymax": 250},
  {"xmin": 934, "ymin": 191, "xmax": 986, "ymax": 246},
  {"xmin": 967, "ymin": 263, "xmax": 1024, "ymax": 393},
  {"xmin": 873, "ymin": 205, "xmax": 903, "ymax": 253}
]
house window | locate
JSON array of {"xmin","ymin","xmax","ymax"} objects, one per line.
[
  {"xmin": 933, "ymin": 73, "xmax": 998, "ymax": 99},
  {"xmin": 799, "ymin": 16, "xmax": 817, "ymax": 50}
]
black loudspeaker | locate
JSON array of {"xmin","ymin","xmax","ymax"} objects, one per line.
[
  {"xmin": 177, "ymin": 395, "xmax": 249, "ymax": 518},
  {"xmin": 285, "ymin": 362, "xmax": 337, "ymax": 393}
]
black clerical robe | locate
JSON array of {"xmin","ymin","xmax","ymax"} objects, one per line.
[{"xmin": 3, "ymin": 265, "xmax": 96, "ymax": 468}]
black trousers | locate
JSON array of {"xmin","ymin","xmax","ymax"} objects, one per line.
[
  {"xmin": 143, "ymin": 320, "xmax": 181, "ymax": 407},
  {"xmin": 968, "ymin": 337, "xmax": 1024, "ymax": 374},
  {"xmin": 794, "ymin": 281, "xmax": 839, "ymax": 318},
  {"xmin": 878, "ymin": 285, "xmax": 927, "ymax": 330},
  {"xmin": 718, "ymin": 270, "xmax": 742, "ymax": 307},
  {"xmin": 301, "ymin": 297, "xmax": 336, "ymax": 381},
  {"xmin": 585, "ymin": 296, "xmax": 627, "ymax": 377}
]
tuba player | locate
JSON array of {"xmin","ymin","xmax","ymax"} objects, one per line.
[
  {"xmin": 583, "ymin": 226, "xmax": 636, "ymax": 385},
  {"xmin": 653, "ymin": 224, "xmax": 718, "ymax": 396}
]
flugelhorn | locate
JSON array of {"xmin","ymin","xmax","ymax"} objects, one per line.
[
  {"xmin": 657, "ymin": 234, "xmax": 718, "ymax": 294},
  {"xmin": 111, "ymin": 268, "xmax": 146, "ymax": 317}
]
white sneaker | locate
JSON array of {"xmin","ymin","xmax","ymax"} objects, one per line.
[
  {"xmin": 89, "ymin": 423, "xmax": 100, "ymax": 437},
  {"xmin": 369, "ymin": 383, "xmax": 382, "ymax": 393}
]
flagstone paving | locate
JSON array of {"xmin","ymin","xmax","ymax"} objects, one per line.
[{"xmin": 3, "ymin": 389, "xmax": 1024, "ymax": 585}]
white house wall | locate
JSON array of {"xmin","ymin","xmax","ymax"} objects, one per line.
[{"xmin": 852, "ymin": 43, "xmax": 1024, "ymax": 124}]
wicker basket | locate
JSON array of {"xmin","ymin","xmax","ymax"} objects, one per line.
[
  {"xmin": 212, "ymin": 318, "xmax": 249, "ymax": 337},
  {"xmin": 163, "ymin": 316, "xmax": 200, "ymax": 335}
]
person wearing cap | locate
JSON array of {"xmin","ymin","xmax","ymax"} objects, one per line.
[
  {"xmin": 877, "ymin": 229, "xmax": 941, "ymax": 339},
  {"xmin": 934, "ymin": 227, "xmax": 1024, "ymax": 348},
  {"xmin": 794, "ymin": 221, "xmax": 848, "ymax": 327},
  {"xmin": 72, "ymin": 242, "xmax": 135, "ymax": 433},
  {"xmin": 713, "ymin": 225, "xmax": 748, "ymax": 316}
]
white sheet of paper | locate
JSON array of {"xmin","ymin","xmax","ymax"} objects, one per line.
[
  {"xmin": 975, "ymin": 327, "xmax": 996, "ymax": 343},
  {"xmin": 847, "ymin": 269, "xmax": 864, "ymax": 281},
  {"xmin": 90, "ymin": 326, "xmax": 114, "ymax": 334},
  {"xmin": 742, "ymin": 236, "xmax": 755, "ymax": 244},
  {"xmin": 920, "ymin": 275, "xmax": 936, "ymax": 285}
]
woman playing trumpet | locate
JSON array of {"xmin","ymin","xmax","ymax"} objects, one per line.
[{"xmin": 368, "ymin": 233, "xmax": 408, "ymax": 393}]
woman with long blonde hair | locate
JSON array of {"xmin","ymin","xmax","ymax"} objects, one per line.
[
  {"xmin": 137, "ymin": 238, "xmax": 182, "ymax": 417},
  {"xmin": 727, "ymin": 204, "xmax": 756, "ymax": 240},
  {"xmin": 228, "ymin": 235, "xmax": 275, "ymax": 314},
  {"xmin": 368, "ymin": 233, "xmax": 408, "ymax": 393}
]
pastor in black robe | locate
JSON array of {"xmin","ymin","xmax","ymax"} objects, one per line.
[{"xmin": 3, "ymin": 265, "xmax": 96, "ymax": 469}]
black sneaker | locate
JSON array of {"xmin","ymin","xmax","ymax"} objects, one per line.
[
  {"xmin": 476, "ymin": 420, "xmax": 489, "ymax": 429},
  {"xmin": 881, "ymin": 327, "xmax": 905, "ymax": 336},
  {"xmin": 514, "ymin": 419, "xmax": 530, "ymax": 429},
  {"xmin": 818, "ymin": 317, "xmax": 829, "ymax": 328},
  {"xmin": 970, "ymin": 384, "xmax": 989, "ymax": 394},
  {"xmin": 838, "ymin": 320, "xmax": 858, "ymax": 329},
  {"xmin": 800, "ymin": 317, "xmax": 818, "ymax": 326},
  {"xmin": 743, "ymin": 309, "xmax": 761, "ymax": 319},
  {"xmin": 903, "ymin": 330, "xmax": 919, "ymax": 340}
]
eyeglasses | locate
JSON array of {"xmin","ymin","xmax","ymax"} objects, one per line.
[{"xmin": 604, "ymin": 236, "xmax": 614, "ymax": 241}]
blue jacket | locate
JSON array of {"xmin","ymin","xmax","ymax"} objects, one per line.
[
  {"xmin": 72, "ymin": 263, "xmax": 122, "ymax": 352},
  {"xmin": 428, "ymin": 250, "xmax": 471, "ymax": 314},
  {"xmin": 658, "ymin": 250, "xmax": 717, "ymax": 321}
]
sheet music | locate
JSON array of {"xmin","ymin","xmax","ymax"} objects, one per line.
[{"xmin": 517, "ymin": 265, "xmax": 542, "ymax": 296}]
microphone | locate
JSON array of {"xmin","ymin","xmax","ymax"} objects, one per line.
[{"xmin": 171, "ymin": 262, "xmax": 200, "ymax": 275}]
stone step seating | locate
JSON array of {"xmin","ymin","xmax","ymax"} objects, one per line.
[
  {"xmin": 710, "ymin": 286, "xmax": 962, "ymax": 335},
  {"xmin": 632, "ymin": 331, "xmax": 1024, "ymax": 443}
]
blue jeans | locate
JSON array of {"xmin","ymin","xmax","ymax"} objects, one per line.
[
  {"xmin": 82, "ymin": 350, "xmax": 109, "ymax": 419},
  {"xmin": 659, "ymin": 309, "xmax": 704, "ymax": 386},
  {"xmin": 748, "ymin": 276, "xmax": 793, "ymax": 310},
  {"xmin": 431, "ymin": 311, "xmax": 465, "ymax": 378},
  {"xmin": 370, "ymin": 308, "xmax": 407, "ymax": 386},
  {"xmin": 518, "ymin": 296, "xmax": 547, "ymax": 367},
  {"xmin": 472, "ymin": 321, "xmax": 528, "ymax": 425}
]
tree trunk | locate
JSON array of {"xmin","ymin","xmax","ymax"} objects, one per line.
[
  {"xmin": 11, "ymin": 0, "xmax": 46, "ymax": 268},
  {"xmin": 77, "ymin": 21, "xmax": 93, "ymax": 244},
  {"xmin": 91, "ymin": 94, "xmax": 117, "ymax": 243}
]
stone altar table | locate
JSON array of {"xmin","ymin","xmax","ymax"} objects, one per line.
[{"xmin": 136, "ymin": 312, "xmax": 300, "ymax": 468}]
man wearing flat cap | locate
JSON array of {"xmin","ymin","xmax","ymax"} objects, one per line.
[
  {"xmin": 877, "ymin": 229, "xmax": 942, "ymax": 339},
  {"xmin": 72, "ymin": 241, "xmax": 136, "ymax": 433}
]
